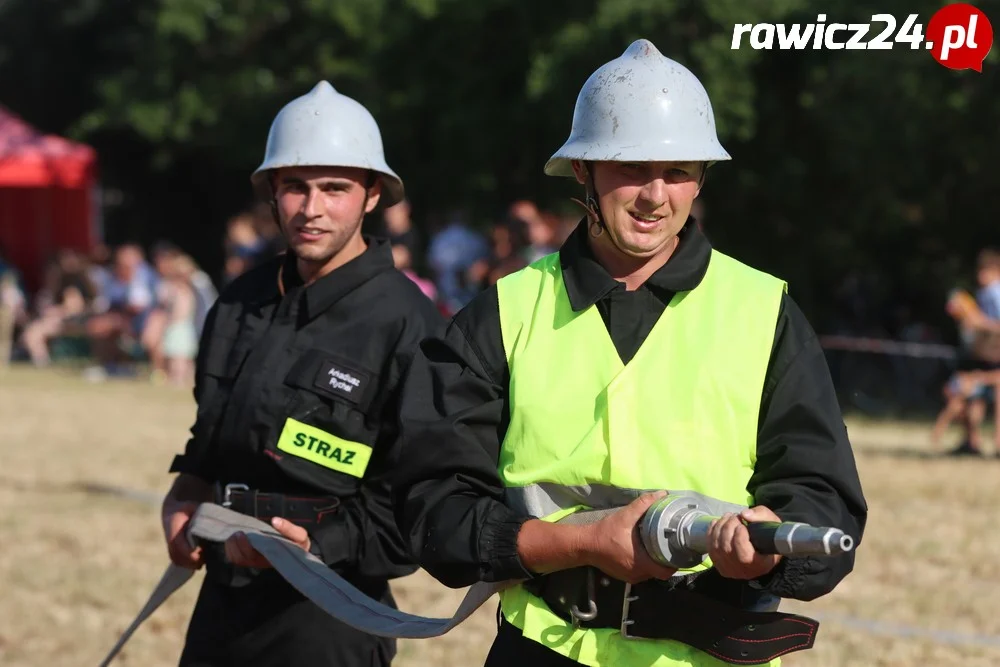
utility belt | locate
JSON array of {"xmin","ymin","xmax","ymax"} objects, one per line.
[
  {"xmin": 523, "ymin": 566, "xmax": 819, "ymax": 665},
  {"xmin": 216, "ymin": 482, "xmax": 342, "ymax": 524},
  {"xmin": 203, "ymin": 482, "xmax": 342, "ymax": 587}
]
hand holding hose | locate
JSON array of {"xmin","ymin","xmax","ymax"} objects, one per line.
[
  {"xmin": 582, "ymin": 492, "xmax": 677, "ymax": 584},
  {"xmin": 707, "ymin": 506, "xmax": 783, "ymax": 580}
]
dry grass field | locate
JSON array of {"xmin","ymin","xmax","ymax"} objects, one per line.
[{"xmin": 2, "ymin": 365, "xmax": 999, "ymax": 666}]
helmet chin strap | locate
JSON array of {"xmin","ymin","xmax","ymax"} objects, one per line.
[{"xmin": 569, "ymin": 161, "xmax": 606, "ymax": 240}]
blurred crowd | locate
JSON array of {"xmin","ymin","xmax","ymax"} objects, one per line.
[
  {"xmin": 221, "ymin": 197, "xmax": 577, "ymax": 318},
  {"xmin": 366, "ymin": 198, "xmax": 575, "ymax": 316},
  {"xmin": 0, "ymin": 241, "xmax": 218, "ymax": 385},
  {"xmin": 7, "ymin": 195, "xmax": 997, "ymax": 455},
  {"xmin": 0, "ymin": 197, "xmax": 577, "ymax": 386}
]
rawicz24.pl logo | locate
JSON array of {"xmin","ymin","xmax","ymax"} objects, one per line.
[{"xmin": 731, "ymin": 3, "xmax": 994, "ymax": 72}]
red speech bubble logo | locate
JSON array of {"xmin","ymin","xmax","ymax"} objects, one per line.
[{"xmin": 926, "ymin": 3, "xmax": 993, "ymax": 72}]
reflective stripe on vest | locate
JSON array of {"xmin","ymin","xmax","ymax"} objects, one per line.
[
  {"xmin": 504, "ymin": 482, "xmax": 759, "ymax": 523},
  {"xmin": 495, "ymin": 248, "xmax": 786, "ymax": 667}
]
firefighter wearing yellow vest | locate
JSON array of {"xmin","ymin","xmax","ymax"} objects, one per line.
[{"xmin": 393, "ymin": 39, "xmax": 867, "ymax": 666}]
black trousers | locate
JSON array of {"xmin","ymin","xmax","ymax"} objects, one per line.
[
  {"xmin": 484, "ymin": 619, "xmax": 581, "ymax": 667},
  {"xmin": 179, "ymin": 568, "xmax": 396, "ymax": 667}
]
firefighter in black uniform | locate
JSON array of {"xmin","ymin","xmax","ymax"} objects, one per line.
[{"xmin": 160, "ymin": 81, "xmax": 443, "ymax": 667}]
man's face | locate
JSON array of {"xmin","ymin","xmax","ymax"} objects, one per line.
[
  {"xmin": 572, "ymin": 160, "xmax": 702, "ymax": 259},
  {"xmin": 272, "ymin": 166, "xmax": 380, "ymax": 265}
]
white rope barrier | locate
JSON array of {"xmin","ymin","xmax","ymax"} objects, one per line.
[{"xmin": 819, "ymin": 335, "xmax": 959, "ymax": 360}]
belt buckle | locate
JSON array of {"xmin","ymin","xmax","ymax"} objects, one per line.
[
  {"xmin": 222, "ymin": 483, "xmax": 249, "ymax": 508},
  {"xmin": 620, "ymin": 583, "xmax": 641, "ymax": 640}
]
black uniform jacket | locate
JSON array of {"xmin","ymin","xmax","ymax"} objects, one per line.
[
  {"xmin": 393, "ymin": 218, "xmax": 869, "ymax": 601},
  {"xmin": 170, "ymin": 237, "xmax": 444, "ymax": 582}
]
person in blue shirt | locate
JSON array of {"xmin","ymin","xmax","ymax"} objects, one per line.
[{"xmin": 83, "ymin": 243, "xmax": 161, "ymax": 379}]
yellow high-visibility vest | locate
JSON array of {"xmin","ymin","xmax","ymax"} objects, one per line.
[{"xmin": 495, "ymin": 248, "xmax": 786, "ymax": 666}]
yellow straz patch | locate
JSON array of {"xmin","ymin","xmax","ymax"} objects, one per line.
[{"xmin": 276, "ymin": 418, "xmax": 372, "ymax": 478}]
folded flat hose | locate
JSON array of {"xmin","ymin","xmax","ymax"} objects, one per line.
[
  {"xmin": 98, "ymin": 493, "xmax": 852, "ymax": 665},
  {"xmin": 99, "ymin": 503, "xmax": 537, "ymax": 666}
]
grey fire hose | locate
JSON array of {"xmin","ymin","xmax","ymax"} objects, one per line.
[{"xmin": 98, "ymin": 492, "xmax": 853, "ymax": 666}]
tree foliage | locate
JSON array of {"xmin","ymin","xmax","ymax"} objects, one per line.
[{"xmin": 0, "ymin": 0, "xmax": 995, "ymax": 334}]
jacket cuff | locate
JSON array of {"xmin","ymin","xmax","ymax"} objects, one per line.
[
  {"xmin": 479, "ymin": 511, "xmax": 535, "ymax": 582},
  {"xmin": 308, "ymin": 512, "xmax": 354, "ymax": 567},
  {"xmin": 751, "ymin": 556, "xmax": 811, "ymax": 597}
]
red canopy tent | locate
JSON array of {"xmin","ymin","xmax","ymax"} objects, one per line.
[{"xmin": 0, "ymin": 106, "xmax": 99, "ymax": 293}]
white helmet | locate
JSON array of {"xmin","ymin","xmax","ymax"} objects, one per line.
[
  {"xmin": 251, "ymin": 81, "xmax": 404, "ymax": 207},
  {"xmin": 544, "ymin": 39, "xmax": 730, "ymax": 178}
]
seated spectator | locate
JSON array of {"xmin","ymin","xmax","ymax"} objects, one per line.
[
  {"xmin": 931, "ymin": 369, "xmax": 1000, "ymax": 453},
  {"xmin": 940, "ymin": 251, "xmax": 1000, "ymax": 454},
  {"xmin": 19, "ymin": 249, "xmax": 98, "ymax": 366},
  {"xmin": 83, "ymin": 244, "xmax": 160, "ymax": 380}
]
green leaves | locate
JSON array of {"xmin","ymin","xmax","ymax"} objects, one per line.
[{"xmin": 0, "ymin": 0, "xmax": 993, "ymax": 335}]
